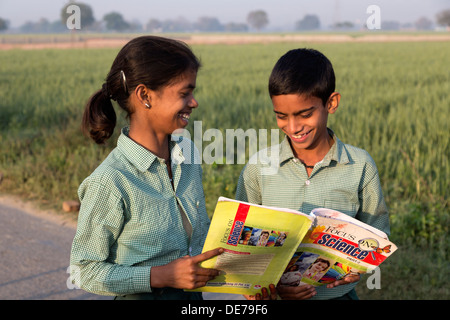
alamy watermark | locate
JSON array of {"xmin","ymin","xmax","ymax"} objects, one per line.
[
  {"xmin": 367, "ymin": 5, "xmax": 382, "ymax": 30},
  {"xmin": 66, "ymin": 5, "xmax": 81, "ymax": 30},
  {"xmin": 172, "ymin": 121, "xmax": 281, "ymax": 175},
  {"xmin": 366, "ymin": 267, "xmax": 382, "ymax": 289},
  {"xmin": 66, "ymin": 265, "xmax": 80, "ymax": 290}
]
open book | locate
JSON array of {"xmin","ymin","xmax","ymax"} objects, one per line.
[{"xmin": 189, "ymin": 197, "xmax": 397, "ymax": 295}]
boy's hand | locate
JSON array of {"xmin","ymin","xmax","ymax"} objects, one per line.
[
  {"xmin": 326, "ymin": 273, "xmax": 360, "ymax": 289},
  {"xmin": 277, "ymin": 284, "xmax": 316, "ymax": 300},
  {"xmin": 244, "ymin": 284, "xmax": 277, "ymax": 300},
  {"xmin": 151, "ymin": 248, "xmax": 224, "ymax": 290}
]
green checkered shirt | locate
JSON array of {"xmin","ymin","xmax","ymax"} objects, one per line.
[
  {"xmin": 70, "ymin": 127, "xmax": 210, "ymax": 296},
  {"xmin": 235, "ymin": 129, "xmax": 390, "ymax": 300}
]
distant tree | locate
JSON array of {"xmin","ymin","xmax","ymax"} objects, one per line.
[
  {"xmin": 225, "ymin": 22, "xmax": 249, "ymax": 32},
  {"xmin": 195, "ymin": 17, "xmax": 224, "ymax": 32},
  {"xmin": 36, "ymin": 18, "xmax": 51, "ymax": 32},
  {"xmin": 50, "ymin": 20, "xmax": 68, "ymax": 32},
  {"xmin": 128, "ymin": 19, "xmax": 143, "ymax": 33},
  {"xmin": 332, "ymin": 21, "xmax": 354, "ymax": 30},
  {"xmin": 247, "ymin": 10, "xmax": 269, "ymax": 31},
  {"xmin": 161, "ymin": 17, "xmax": 192, "ymax": 32},
  {"xmin": 20, "ymin": 18, "xmax": 51, "ymax": 33},
  {"xmin": 146, "ymin": 19, "xmax": 162, "ymax": 32},
  {"xmin": 295, "ymin": 14, "xmax": 320, "ymax": 31},
  {"xmin": 0, "ymin": 18, "xmax": 8, "ymax": 32},
  {"xmin": 436, "ymin": 9, "xmax": 450, "ymax": 28},
  {"xmin": 415, "ymin": 17, "xmax": 433, "ymax": 30},
  {"xmin": 103, "ymin": 12, "xmax": 130, "ymax": 32},
  {"xmin": 61, "ymin": 2, "xmax": 95, "ymax": 29}
]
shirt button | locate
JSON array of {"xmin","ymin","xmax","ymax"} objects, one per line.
[{"xmin": 305, "ymin": 180, "xmax": 311, "ymax": 186}]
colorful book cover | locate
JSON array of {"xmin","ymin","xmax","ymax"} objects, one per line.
[
  {"xmin": 189, "ymin": 197, "xmax": 313, "ymax": 295},
  {"xmin": 279, "ymin": 208, "xmax": 397, "ymax": 287}
]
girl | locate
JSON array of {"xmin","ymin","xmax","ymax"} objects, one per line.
[{"xmin": 69, "ymin": 36, "xmax": 223, "ymax": 300}]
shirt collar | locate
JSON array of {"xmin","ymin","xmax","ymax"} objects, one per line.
[
  {"xmin": 278, "ymin": 128, "xmax": 349, "ymax": 166},
  {"xmin": 117, "ymin": 127, "xmax": 186, "ymax": 172}
]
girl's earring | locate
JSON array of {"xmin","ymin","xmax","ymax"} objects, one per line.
[{"xmin": 145, "ymin": 103, "xmax": 151, "ymax": 109}]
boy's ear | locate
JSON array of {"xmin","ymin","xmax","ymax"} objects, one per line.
[{"xmin": 327, "ymin": 92, "xmax": 341, "ymax": 114}]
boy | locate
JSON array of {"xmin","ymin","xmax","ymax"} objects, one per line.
[{"xmin": 235, "ymin": 48, "xmax": 390, "ymax": 300}]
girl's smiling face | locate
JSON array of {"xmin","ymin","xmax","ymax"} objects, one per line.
[{"xmin": 149, "ymin": 70, "xmax": 198, "ymax": 135}]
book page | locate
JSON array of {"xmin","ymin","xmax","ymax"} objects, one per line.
[{"xmin": 215, "ymin": 249, "xmax": 275, "ymax": 275}]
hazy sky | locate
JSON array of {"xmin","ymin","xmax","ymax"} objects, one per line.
[{"xmin": 1, "ymin": 0, "xmax": 449, "ymax": 28}]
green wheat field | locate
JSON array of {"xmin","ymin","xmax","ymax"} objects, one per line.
[{"xmin": 0, "ymin": 36, "xmax": 448, "ymax": 299}]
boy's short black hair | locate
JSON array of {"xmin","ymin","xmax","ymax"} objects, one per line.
[{"xmin": 268, "ymin": 48, "xmax": 335, "ymax": 105}]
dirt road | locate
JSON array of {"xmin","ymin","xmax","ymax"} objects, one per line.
[
  {"xmin": 1, "ymin": 33, "xmax": 449, "ymax": 50},
  {"xmin": 0, "ymin": 196, "xmax": 108, "ymax": 300}
]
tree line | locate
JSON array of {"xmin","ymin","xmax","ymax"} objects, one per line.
[
  {"xmin": 1, "ymin": 2, "xmax": 450, "ymax": 33},
  {"xmin": 0, "ymin": 3, "xmax": 270, "ymax": 33}
]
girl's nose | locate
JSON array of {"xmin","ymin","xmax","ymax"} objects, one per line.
[{"xmin": 189, "ymin": 97, "xmax": 199, "ymax": 108}]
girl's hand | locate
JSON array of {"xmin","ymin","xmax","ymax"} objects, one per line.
[
  {"xmin": 151, "ymin": 248, "xmax": 224, "ymax": 290},
  {"xmin": 244, "ymin": 284, "xmax": 277, "ymax": 300}
]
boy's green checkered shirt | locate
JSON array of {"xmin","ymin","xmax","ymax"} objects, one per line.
[
  {"xmin": 70, "ymin": 127, "xmax": 210, "ymax": 296},
  {"xmin": 235, "ymin": 129, "xmax": 390, "ymax": 300}
]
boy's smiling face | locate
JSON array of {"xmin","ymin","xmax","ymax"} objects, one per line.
[{"xmin": 272, "ymin": 92, "xmax": 340, "ymax": 159}]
